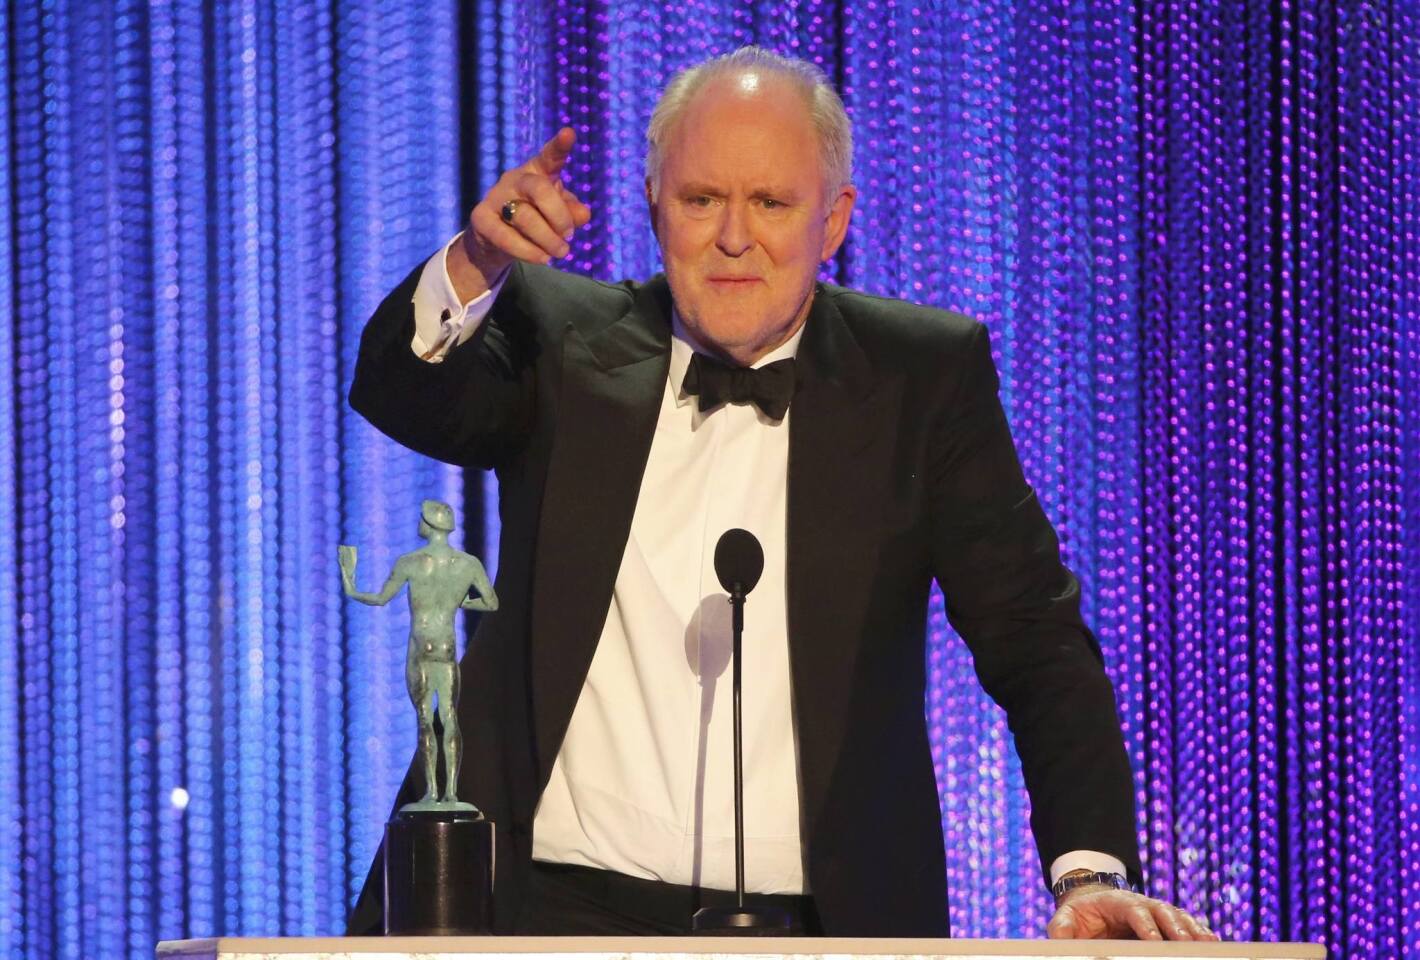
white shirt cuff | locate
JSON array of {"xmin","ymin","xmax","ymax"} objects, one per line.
[
  {"xmin": 410, "ymin": 232, "xmax": 509, "ymax": 362},
  {"xmin": 1049, "ymin": 850, "xmax": 1129, "ymax": 885}
]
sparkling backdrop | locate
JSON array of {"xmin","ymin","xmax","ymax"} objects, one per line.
[
  {"xmin": 1, "ymin": 2, "xmax": 464, "ymax": 957},
  {"xmin": 0, "ymin": 2, "xmax": 1414, "ymax": 958}
]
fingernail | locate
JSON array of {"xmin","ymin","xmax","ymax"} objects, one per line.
[{"xmin": 563, "ymin": 229, "xmax": 574, "ymax": 241}]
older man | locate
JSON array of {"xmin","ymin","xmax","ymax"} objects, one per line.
[{"xmin": 347, "ymin": 47, "xmax": 1212, "ymax": 941}]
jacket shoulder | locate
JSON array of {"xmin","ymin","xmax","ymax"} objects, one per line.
[
  {"xmin": 820, "ymin": 284, "xmax": 986, "ymax": 375},
  {"xmin": 505, "ymin": 262, "xmax": 645, "ymax": 337}
]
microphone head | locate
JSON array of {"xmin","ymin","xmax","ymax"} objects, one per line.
[{"xmin": 714, "ymin": 528, "xmax": 764, "ymax": 595}]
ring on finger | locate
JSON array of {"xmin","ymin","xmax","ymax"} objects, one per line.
[{"xmin": 500, "ymin": 200, "xmax": 521, "ymax": 224}]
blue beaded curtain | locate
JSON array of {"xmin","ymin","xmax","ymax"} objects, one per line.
[
  {"xmin": 1, "ymin": 1, "xmax": 464, "ymax": 957},
  {"xmin": 1, "ymin": 2, "xmax": 1415, "ymax": 960}
]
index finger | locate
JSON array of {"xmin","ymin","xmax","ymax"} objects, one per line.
[{"xmin": 533, "ymin": 126, "xmax": 577, "ymax": 175}]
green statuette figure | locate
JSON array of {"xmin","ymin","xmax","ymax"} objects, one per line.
[{"xmin": 339, "ymin": 500, "xmax": 499, "ymax": 814}]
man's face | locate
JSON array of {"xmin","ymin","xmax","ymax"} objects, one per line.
[{"xmin": 648, "ymin": 74, "xmax": 855, "ymax": 365}]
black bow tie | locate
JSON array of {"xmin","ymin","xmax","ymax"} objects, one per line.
[{"xmin": 681, "ymin": 352, "xmax": 797, "ymax": 420}]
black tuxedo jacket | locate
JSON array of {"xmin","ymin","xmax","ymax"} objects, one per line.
[{"xmin": 345, "ymin": 261, "xmax": 1141, "ymax": 936}]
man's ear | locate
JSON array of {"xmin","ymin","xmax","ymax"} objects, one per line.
[
  {"xmin": 645, "ymin": 176, "xmax": 660, "ymax": 242},
  {"xmin": 820, "ymin": 183, "xmax": 857, "ymax": 261}
]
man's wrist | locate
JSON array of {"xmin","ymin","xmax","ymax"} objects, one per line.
[
  {"xmin": 1051, "ymin": 868, "xmax": 1131, "ymax": 907},
  {"xmin": 449, "ymin": 230, "xmax": 510, "ymax": 303}
]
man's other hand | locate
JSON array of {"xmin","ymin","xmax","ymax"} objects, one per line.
[
  {"xmin": 1047, "ymin": 886, "xmax": 1219, "ymax": 941},
  {"xmin": 449, "ymin": 126, "xmax": 594, "ymax": 301}
]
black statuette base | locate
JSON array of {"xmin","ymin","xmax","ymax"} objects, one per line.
[
  {"xmin": 691, "ymin": 904, "xmax": 793, "ymax": 936},
  {"xmin": 384, "ymin": 810, "xmax": 494, "ymax": 936}
]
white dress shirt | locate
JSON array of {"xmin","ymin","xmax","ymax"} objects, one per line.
[{"xmin": 411, "ymin": 234, "xmax": 1128, "ymax": 892}]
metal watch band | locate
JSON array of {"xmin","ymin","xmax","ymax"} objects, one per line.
[{"xmin": 1051, "ymin": 869, "xmax": 1131, "ymax": 904}]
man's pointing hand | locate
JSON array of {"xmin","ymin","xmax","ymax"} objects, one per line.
[{"xmin": 448, "ymin": 126, "xmax": 594, "ymax": 302}]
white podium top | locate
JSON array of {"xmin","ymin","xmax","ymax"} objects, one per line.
[{"xmin": 156, "ymin": 935, "xmax": 1325, "ymax": 960}]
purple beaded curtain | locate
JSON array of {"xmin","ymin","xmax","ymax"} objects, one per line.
[{"xmin": 1133, "ymin": 2, "xmax": 1414, "ymax": 955}]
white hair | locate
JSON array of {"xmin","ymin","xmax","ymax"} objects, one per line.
[{"xmin": 645, "ymin": 47, "xmax": 854, "ymax": 204}]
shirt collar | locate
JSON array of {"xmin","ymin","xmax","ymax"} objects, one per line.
[{"xmin": 669, "ymin": 307, "xmax": 807, "ymax": 407}]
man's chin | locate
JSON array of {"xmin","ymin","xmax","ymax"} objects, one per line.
[{"xmin": 681, "ymin": 316, "xmax": 767, "ymax": 356}]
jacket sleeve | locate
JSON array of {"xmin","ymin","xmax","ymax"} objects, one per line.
[
  {"xmin": 348, "ymin": 260, "xmax": 540, "ymax": 470},
  {"xmin": 927, "ymin": 321, "xmax": 1143, "ymax": 890}
]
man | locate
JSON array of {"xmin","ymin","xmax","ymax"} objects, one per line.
[{"xmin": 347, "ymin": 47, "xmax": 1213, "ymax": 940}]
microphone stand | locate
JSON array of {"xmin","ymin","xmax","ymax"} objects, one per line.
[{"xmin": 691, "ymin": 580, "xmax": 792, "ymax": 935}]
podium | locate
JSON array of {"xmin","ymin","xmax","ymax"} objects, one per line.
[{"xmin": 156, "ymin": 935, "xmax": 1325, "ymax": 960}]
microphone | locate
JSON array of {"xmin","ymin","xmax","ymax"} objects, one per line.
[
  {"xmin": 714, "ymin": 527, "xmax": 764, "ymax": 596},
  {"xmin": 692, "ymin": 530, "xmax": 792, "ymax": 936}
]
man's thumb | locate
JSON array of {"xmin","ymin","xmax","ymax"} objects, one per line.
[{"xmin": 1047, "ymin": 908, "xmax": 1076, "ymax": 939}]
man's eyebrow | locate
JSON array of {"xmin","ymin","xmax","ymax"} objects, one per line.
[
  {"xmin": 674, "ymin": 182, "xmax": 802, "ymax": 199},
  {"xmin": 676, "ymin": 181, "xmax": 724, "ymax": 196},
  {"xmin": 748, "ymin": 186, "xmax": 800, "ymax": 200}
]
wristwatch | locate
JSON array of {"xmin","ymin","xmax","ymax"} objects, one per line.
[{"xmin": 1051, "ymin": 868, "xmax": 1131, "ymax": 905}]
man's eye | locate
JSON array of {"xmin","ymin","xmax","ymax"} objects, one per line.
[
  {"xmin": 688, "ymin": 195, "xmax": 714, "ymax": 207},
  {"xmin": 761, "ymin": 198, "xmax": 781, "ymax": 209}
]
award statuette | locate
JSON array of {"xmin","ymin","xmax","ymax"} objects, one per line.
[{"xmin": 339, "ymin": 500, "xmax": 499, "ymax": 936}]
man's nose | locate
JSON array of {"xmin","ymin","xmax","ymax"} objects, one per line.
[{"xmin": 715, "ymin": 202, "xmax": 753, "ymax": 257}]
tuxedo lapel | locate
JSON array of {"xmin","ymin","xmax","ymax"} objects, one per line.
[
  {"xmin": 787, "ymin": 287, "xmax": 899, "ymax": 836},
  {"xmin": 528, "ymin": 277, "xmax": 672, "ymax": 787}
]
